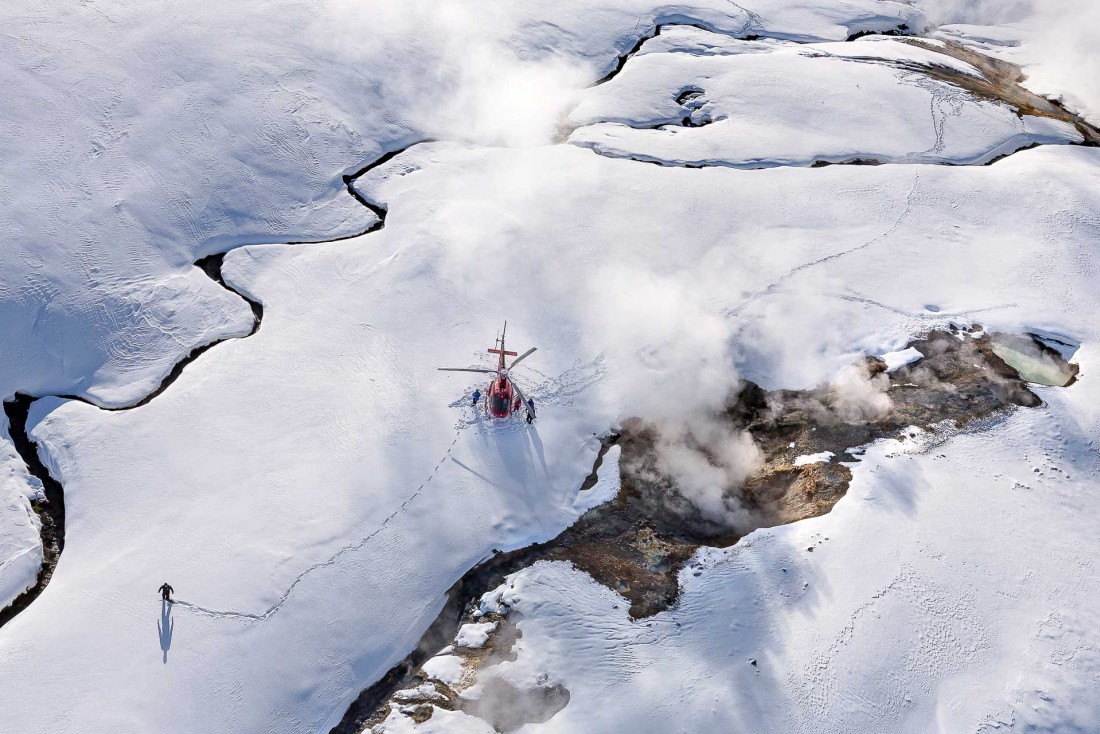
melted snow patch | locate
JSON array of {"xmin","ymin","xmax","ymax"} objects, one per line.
[
  {"xmin": 455, "ymin": 622, "xmax": 498, "ymax": 650},
  {"xmin": 393, "ymin": 683, "xmax": 447, "ymax": 703},
  {"xmin": 793, "ymin": 451, "xmax": 834, "ymax": 466},
  {"xmin": 422, "ymin": 654, "xmax": 466, "ymax": 686},
  {"xmin": 991, "ymin": 333, "xmax": 1079, "ymax": 387},
  {"xmin": 880, "ymin": 346, "xmax": 923, "ymax": 372},
  {"xmin": 572, "ymin": 444, "xmax": 621, "ymax": 514}
]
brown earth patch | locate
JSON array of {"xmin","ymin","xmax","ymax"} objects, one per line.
[
  {"xmin": 347, "ymin": 327, "xmax": 1076, "ymax": 732},
  {"xmin": 900, "ymin": 38, "xmax": 1100, "ymax": 146}
]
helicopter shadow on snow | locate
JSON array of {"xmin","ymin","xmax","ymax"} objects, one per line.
[
  {"xmin": 443, "ymin": 351, "xmax": 612, "ymax": 489},
  {"xmin": 445, "ymin": 356, "xmax": 613, "ymax": 485},
  {"xmin": 470, "ymin": 415, "xmax": 548, "ymax": 486},
  {"xmin": 443, "ymin": 386, "xmax": 549, "ymax": 492}
]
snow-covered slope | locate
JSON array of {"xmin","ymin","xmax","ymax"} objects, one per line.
[
  {"xmin": 1, "ymin": 1, "xmax": 1099, "ymax": 733},
  {"xmin": 569, "ymin": 31, "xmax": 1082, "ymax": 167},
  {"xmin": 2, "ymin": 140, "xmax": 1099, "ymax": 732},
  {"xmin": 0, "ymin": 0, "xmax": 917, "ymax": 408},
  {"xmin": 0, "ymin": 0, "xmax": 918, "ymax": 642}
]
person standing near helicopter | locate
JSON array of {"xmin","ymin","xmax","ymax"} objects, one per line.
[{"xmin": 439, "ymin": 323, "xmax": 537, "ymax": 420}]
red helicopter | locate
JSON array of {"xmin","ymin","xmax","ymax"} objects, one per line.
[{"xmin": 439, "ymin": 322, "xmax": 536, "ymax": 419}]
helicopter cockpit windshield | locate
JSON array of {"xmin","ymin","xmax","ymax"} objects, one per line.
[{"xmin": 489, "ymin": 391, "xmax": 510, "ymax": 415}]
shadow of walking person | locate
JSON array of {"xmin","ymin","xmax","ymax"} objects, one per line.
[{"xmin": 158, "ymin": 600, "xmax": 174, "ymax": 664}]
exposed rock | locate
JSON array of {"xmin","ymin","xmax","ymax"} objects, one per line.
[{"xmin": 347, "ymin": 328, "xmax": 1078, "ymax": 731}]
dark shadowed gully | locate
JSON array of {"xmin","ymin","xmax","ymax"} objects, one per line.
[
  {"xmin": 0, "ymin": 396, "xmax": 66, "ymax": 629},
  {"xmin": 0, "ymin": 254, "xmax": 264, "ymax": 630},
  {"xmin": 0, "ymin": 141, "xmax": 429, "ymax": 630}
]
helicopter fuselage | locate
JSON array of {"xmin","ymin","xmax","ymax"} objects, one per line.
[
  {"xmin": 486, "ymin": 374, "xmax": 517, "ymax": 418},
  {"xmin": 439, "ymin": 322, "xmax": 534, "ymax": 420}
]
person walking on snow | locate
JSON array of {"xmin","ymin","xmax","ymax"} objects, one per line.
[
  {"xmin": 526, "ymin": 397, "xmax": 536, "ymax": 424},
  {"xmin": 158, "ymin": 582, "xmax": 174, "ymax": 602},
  {"xmin": 471, "ymin": 389, "xmax": 481, "ymax": 408}
]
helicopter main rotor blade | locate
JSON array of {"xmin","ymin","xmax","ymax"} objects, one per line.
[
  {"xmin": 511, "ymin": 380, "xmax": 530, "ymax": 408},
  {"xmin": 508, "ymin": 347, "xmax": 537, "ymax": 369},
  {"xmin": 438, "ymin": 368, "xmax": 497, "ymax": 374}
]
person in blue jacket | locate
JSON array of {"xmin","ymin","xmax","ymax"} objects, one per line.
[
  {"xmin": 525, "ymin": 398, "xmax": 536, "ymax": 424},
  {"xmin": 471, "ymin": 389, "xmax": 481, "ymax": 408}
]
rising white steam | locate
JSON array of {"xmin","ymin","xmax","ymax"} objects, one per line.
[
  {"xmin": 309, "ymin": 2, "xmax": 588, "ymax": 146},
  {"xmin": 649, "ymin": 418, "xmax": 763, "ymax": 527},
  {"xmin": 828, "ymin": 362, "xmax": 892, "ymax": 423}
]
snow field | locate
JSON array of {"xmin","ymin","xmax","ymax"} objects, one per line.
[
  {"xmin": 1, "ymin": 1, "xmax": 1098, "ymax": 733},
  {"xmin": 569, "ymin": 31, "xmax": 1082, "ymax": 168},
  {"xmin": 0, "ymin": 0, "xmax": 924, "ymax": 615},
  {"xmin": 5, "ymin": 138, "xmax": 1096, "ymax": 733}
]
